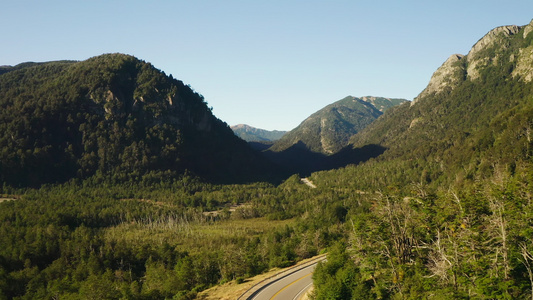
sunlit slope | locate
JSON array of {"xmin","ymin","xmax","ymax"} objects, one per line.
[{"xmin": 319, "ymin": 21, "xmax": 533, "ymax": 188}]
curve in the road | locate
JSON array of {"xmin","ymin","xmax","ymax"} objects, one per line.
[
  {"xmin": 269, "ymin": 272, "xmax": 312, "ymax": 300},
  {"xmin": 248, "ymin": 262, "xmax": 319, "ymax": 300}
]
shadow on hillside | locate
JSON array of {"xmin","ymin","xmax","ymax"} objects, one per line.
[
  {"xmin": 262, "ymin": 141, "xmax": 387, "ymax": 177},
  {"xmin": 248, "ymin": 141, "xmax": 275, "ymax": 151}
]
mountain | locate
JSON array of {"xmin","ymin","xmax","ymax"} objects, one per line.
[
  {"xmin": 261, "ymin": 96, "xmax": 405, "ymax": 176},
  {"xmin": 342, "ymin": 20, "xmax": 533, "ymax": 188},
  {"xmin": 358, "ymin": 96, "xmax": 407, "ymax": 112},
  {"xmin": 309, "ymin": 20, "xmax": 533, "ymax": 299},
  {"xmin": 231, "ymin": 124, "xmax": 287, "ymax": 142},
  {"xmin": 0, "ymin": 54, "xmax": 274, "ymax": 186},
  {"xmin": 269, "ymin": 96, "xmax": 407, "ymax": 154},
  {"xmin": 0, "ymin": 61, "xmax": 76, "ymax": 76},
  {"xmin": 0, "ymin": 66, "xmax": 12, "ymax": 75}
]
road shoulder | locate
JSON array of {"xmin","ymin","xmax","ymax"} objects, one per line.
[{"xmin": 196, "ymin": 254, "xmax": 326, "ymax": 300}]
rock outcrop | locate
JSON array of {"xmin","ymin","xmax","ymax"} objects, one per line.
[
  {"xmin": 269, "ymin": 96, "xmax": 406, "ymax": 154},
  {"xmin": 360, "ymin": 96, "xmax": 407, "ymax": 112},
  {"xmin": 512, "ymin": 20, "xmax": 533, "ymax": 82},
  {"xmin": 466, "ymin": 25, "xmax": 522, "ymax": 80},
  {"xmin": 524, "ymin": 19, "xmax": 533, "ymax": 39},
  {"xmin": 467, "ymin": 25, "xmax": 521, "ymax": 59},
  {"xmin": 414, "ymin": 21, "xmax": 533, "ymax": 104},
  {"xmin": 414, "ymin": 54, "xmax": 465, "ymax": 102}
]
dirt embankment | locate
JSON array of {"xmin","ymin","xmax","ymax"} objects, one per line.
[
  {"xmin": 300, "ymin": 178, "xmax": 317, "ymax": 188},
  {"xmin": 0, "ymin": 196, "xmax": 18, "ymax": 203}
]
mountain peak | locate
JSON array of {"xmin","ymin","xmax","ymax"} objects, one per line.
[
  {"xmin": 414, "ymin": 21, "xmax": 533, "ymax": 104},
  {"xmin": 230, "ymin": 124, "xmax": 287, "ymax": 142},
  {"xmin": 351, "ymin": 20, "xmax": 533, "ymax": 170},
  {"xmin": 523, "ymin": 19, "xmax": 533, "ymax": 38},
  {"xmin": 269, "ymin": 96, "xmax": 406, "ymax": 154},
  {"xmin": 231, "ymin": 124, "xmax": 249, "ymax": 130},
  {"xmin": 0, "ymin": 53, "xmax": 273, "ymax": 185},
  {"xmin": 414, "ymin": 54, "xmax": 465, "ymax": 102},
  {"xmin": 360, "ymin": 96, "xmax": 409, "ymax": 112},
  {"xmin": 467, "ymin": 25, "xmax": 521, "ymax": 60}
]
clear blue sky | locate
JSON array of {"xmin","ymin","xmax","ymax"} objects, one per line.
[{"xmin": 2, "ymin": 1, "xmax": 533, "ymax": 131}]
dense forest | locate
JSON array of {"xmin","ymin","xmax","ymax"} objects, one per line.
[
  {"xmin": 0, "ymin": 54, "xmax": 273, "ymax": 187},
  {"xmin": 1, "ymin": 21, "xmax": 533, "ymax": 300},
  {"xmin": 0, "ymin": 176, "xmax": 346, "ymax": 299}
]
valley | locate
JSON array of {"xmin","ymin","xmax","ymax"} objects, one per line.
[{"xmin": 1, "ymin": 19, "xmax": 533, "ymax": 299}]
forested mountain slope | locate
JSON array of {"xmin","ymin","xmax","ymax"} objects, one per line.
[
  {"xmin": 0, "ymin": 54, "xmax": 273, "ymax": 186},
  {"xmin": 309, "ymin": 20, "xmax": 533, "ymax": 299},
  {"xmin": 269, "ymin": 96, "xmax": 406, "ymax": 154},
  {"xmin": 2, "ymin": 19, "xmax": 533, "ymax": 300},
  {"xmin": 342, "ymin": 21, "xmax": 533, "ymax": 188}
]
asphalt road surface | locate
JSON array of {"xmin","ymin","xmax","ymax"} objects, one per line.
[{"xmin": 248, "ymin": 262, "xmax": 318, "ymax": 300}]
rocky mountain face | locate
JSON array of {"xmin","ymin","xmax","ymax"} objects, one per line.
[
  {"xmin": 414, "ymin": 53, "xmax": 465, "ymax": 101},
  {"xmin": 348, "ymin": 19, "xmax": 533, "ymax": 186},
  {"xmin": 359, "ymin": 96, "xmax": 407, "ymax": 112},
  {"xmin": 312, "ymin": 20, "xmax": 533, "ymax": 300},
  {"xmin": 231, "ymin": 124, "xmax": 287, "ymax": 142},
  {"xmin": 269, "ymin": 96, "xmax": 407, "ymax": 154},
  {"xmin": 415, "ymin": 20, "xmax": 533, "ymax": 102},
  {"xmin": 0, "ymin": 54, "xmax": 273, "ymax": 186}
]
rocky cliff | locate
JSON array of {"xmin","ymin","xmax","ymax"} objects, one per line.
[
  {"xmin": 349, "ymin": 19, "xmax": 533, "ymax": 185},
  {"xmin": 269, "ymin": 96, "xmax": 406, "ymax": 154},
  {"xmin": 414, "ymin": 19, "xmax": 533, "ymax": 103}
]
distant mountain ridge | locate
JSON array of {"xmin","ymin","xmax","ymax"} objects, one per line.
[
  {"xmin": 269, "ymin": 96, "xmax": 407, "ymax": 154},
  {"xmin": 359, "ymin": 96, "xmax": 407, "ymax": 112},
  {"xmin": 231, "ymin": 124, "xmax": 287, "ymax": 142}
]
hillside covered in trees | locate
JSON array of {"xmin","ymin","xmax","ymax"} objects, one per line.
[
  {"xmin": 269, "ymin": 96, "xmax": 406, "ymax": 154},
  {"xmin": 0, "ymin": 54, "xmax": 273, "ymax": 187},
  {"xmin": 309, "ymin": 20, "xmax": 533, "ymax": 299},
  {"xmin": 262, "ymin": 96, "xmax": 405, "ymax": 176},
  {"xmin": 0, "ymin": 20, "xmax": 533, "ymax": 300}
]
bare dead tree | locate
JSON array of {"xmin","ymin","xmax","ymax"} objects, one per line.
[
  {"xmin": 487, "ymin": 196, "xmax": 510, "ymax": 280},
  {"xmin": 427, "ymin": 229, "xmax": 452, "ymax": 283},
  {"xmin": 520, "ymin": 242, "xmax": 533, "ymax": 300}
]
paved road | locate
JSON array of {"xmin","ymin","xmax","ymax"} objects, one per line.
[{"xmin": 248, "ymin": 262, "xmax": 319, "ymax": 300}]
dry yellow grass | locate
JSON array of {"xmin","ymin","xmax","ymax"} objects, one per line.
[
  {"xmin": 0, "ymin": 195, "xmax": 17, "ymax": 203},
  {"xmin": 195, "ymin": 268, "xmax": 282, "ymax": 300},
  {"xmin": 103, "ymin": 217, "xmax": 294, "ymax": 254},
  {"xmin": 196, "ymin": 254, "xmax": 325, "ymax": 300}
]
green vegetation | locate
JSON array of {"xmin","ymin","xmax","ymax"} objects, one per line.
[
  {"xmin": 309, "ymin": 22, "xmax": 533, "ymax": 299},
  {"xmin": 269, "ymin": 96, "xmax": 406, "ymax": 154},
  {"xmin": 311, "ymin": 166, "xmax": 533, "ymax": 299},
  {"xmin": 2, "ymin": 22, "xmax": 533, "ymax": 300},
  {"xmin": 0, "ymin": 54, "xmax": 272, "ymax": 187},
  {"xmin": 0, "ymin": 176, "xmax": 346, "ymax": 299}
]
